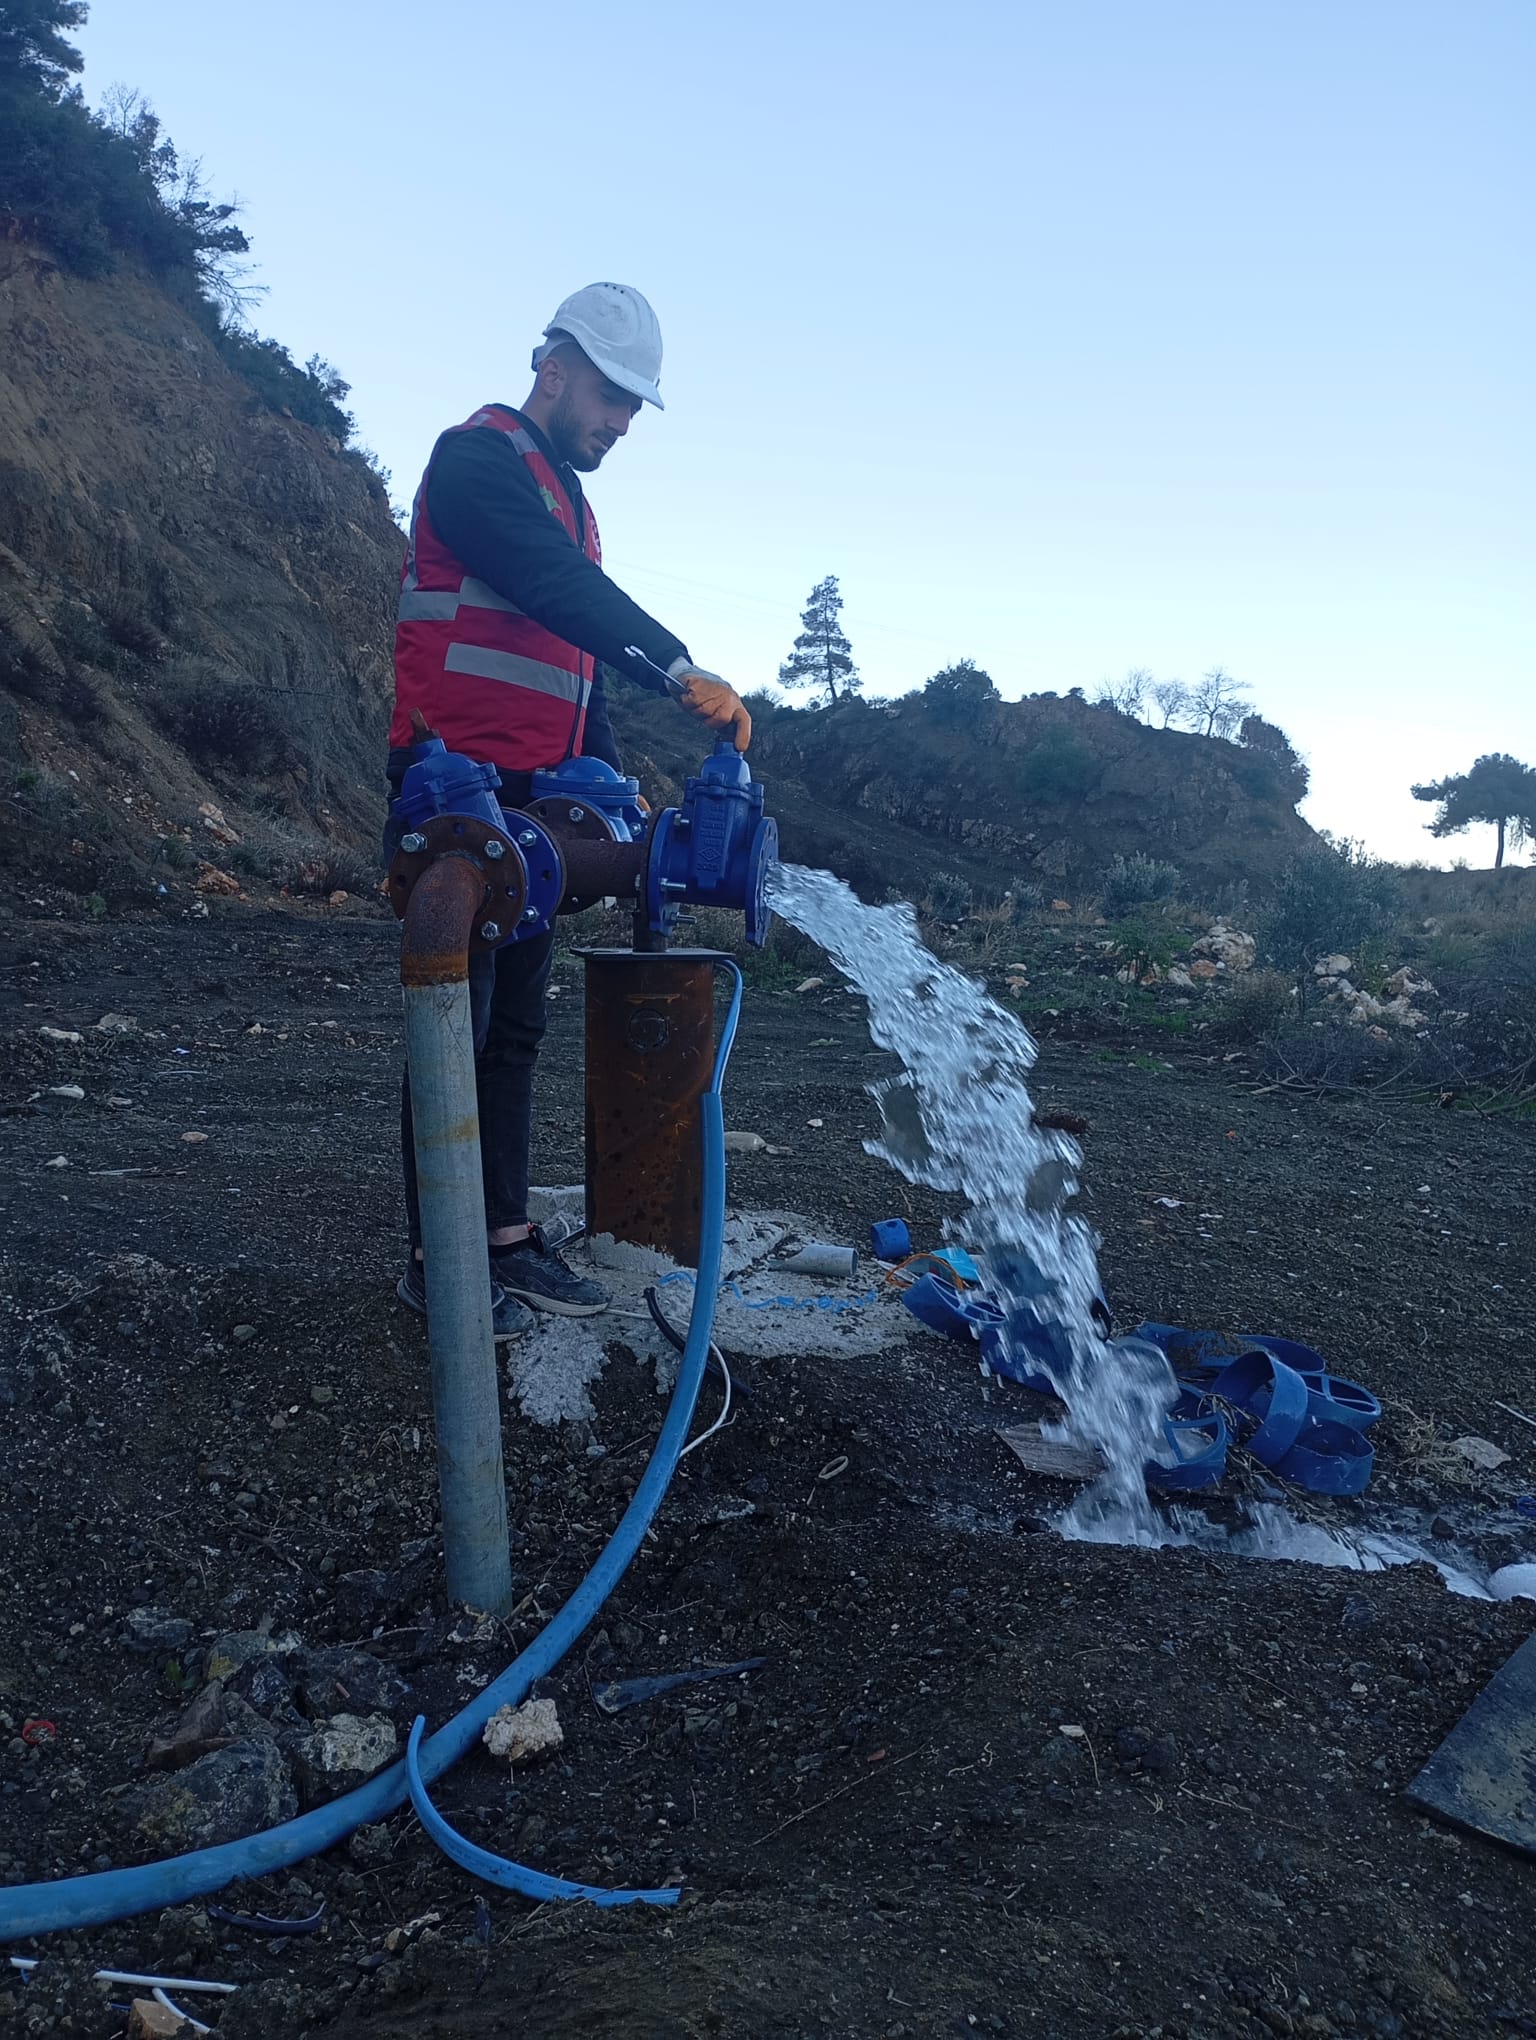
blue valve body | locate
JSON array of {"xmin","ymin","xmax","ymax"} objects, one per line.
[
  {"xmin": 528, "ymin": 755, "xmax": 649, "ymax": 842},
  {"xmin": 393, "ymin": 737, "xmax": 506, "ymax": 835},
  {"xmin": 392, "ymin": 737, "xmax": 777, "ymax": 949},
  {"xmin": 645, "ymin": 742, "xmax": 778, "ymax": 947}
]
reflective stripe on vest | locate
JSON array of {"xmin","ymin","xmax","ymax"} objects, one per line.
[
  {"xmin": 442, "ymin": 643, "xmax": 585, "ymax": 701},
  {"xmin": 388, "ymin": 403, "xmax": 600, "ymax": 773}
]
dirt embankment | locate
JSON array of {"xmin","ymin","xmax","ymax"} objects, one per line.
[{"xmin": 0, "ymin": 241, "xmax": 403, "ymax": 895}]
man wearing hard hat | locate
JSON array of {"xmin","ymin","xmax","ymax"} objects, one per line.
[{"xmin": 388, "ymin": 282, "xmax": 750, "ymax": 1335}]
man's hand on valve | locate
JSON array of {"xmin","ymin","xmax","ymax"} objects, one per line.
[{"xmin": 668, "ymin": 662, "xmax": 752, "ymax": 752}]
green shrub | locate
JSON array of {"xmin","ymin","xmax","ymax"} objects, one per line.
[
  {"xmin": 1258, "ymin": 838, "xmax": 1404, "ymax": 971},
  {"xmin": 1222, "ymin": 969, "xmax": 1294, "ymax": 1042},
  {"xmin": 1018, "ymin": 729, "xmax": 1095, "ymax": 803},
  {"xmin": 926, "ymin": 871, "xmax": 973, "ymax": 922},
  {"xmin": 1108, "ymin": 910, "xmax": 1188, "ymax": 972},
  {"xmin": 275, "ymin": 843, "xmax": 378, "ymax": 897},
  {"xmin": 1006, "ymin": 879, "xmax": 1045, "ymax": 924},
  {"xmin": 1099, "ymin": 852, "xmax": 1180, "ymax": 918},
  {"xmin": 144, "ymin": 661, "xmax": 297, "ymax": 774}
]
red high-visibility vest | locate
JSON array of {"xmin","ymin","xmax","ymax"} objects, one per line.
[{"xmin": 389, "ymin": 404, "xmax": 598, "ymax": 771}]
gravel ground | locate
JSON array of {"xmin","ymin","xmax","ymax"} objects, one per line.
[{"xmin": 1, "ymin": 896, "xmax": 1534, "ymax": 2039}]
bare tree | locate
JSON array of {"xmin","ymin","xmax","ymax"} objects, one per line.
[
  {"xmin": 1186, "ymin": 666, "xmax": 1250, "ymax": 739},
  {"xmin": 1150, "ymin": 680, "xmax": 1189, "ymax": 728},
  {"xmin": 1093, "ymin": 667, "xmax": 1150, "ymax": 717}
]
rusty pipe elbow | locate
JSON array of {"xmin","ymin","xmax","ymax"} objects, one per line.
[{"xmin": 400, "ymin": 854, "xmax": 490, "ymax": 989}]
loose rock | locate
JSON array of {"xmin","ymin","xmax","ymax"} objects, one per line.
[
  {"xmin": 483, "ymin": 1695, "xmax": 564, "ymax": 1766},
  {"xmin": 290, "ymin": 1712, "xmax": 399, "ymax": 1803},
  {"xmin": 124, "ymin": 1738, "xmax": 297, "ymax": 1849}
]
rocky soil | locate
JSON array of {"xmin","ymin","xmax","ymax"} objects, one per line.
[{"xmin": 2, "ymin": 893, "xmax": 1534, "ymax": 2039}]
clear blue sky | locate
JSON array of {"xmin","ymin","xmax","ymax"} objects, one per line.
[{"xmin": 79, "ymin": 0, "xmax": 1534, "ymax": 866}]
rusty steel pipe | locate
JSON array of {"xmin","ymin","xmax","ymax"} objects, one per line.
[
  {"xmin": 552, "ymin": 833, "xmax": 647, "ymax": 917},
  {"xmin": 400, "ymin": 854, "xmax": 513, "ymax": 1616},
  {"xmin": 583, "ymin": 950, "xmax": 719, "ymax": 1265}
]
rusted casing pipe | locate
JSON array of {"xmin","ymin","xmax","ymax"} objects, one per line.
[
  {"xmin": 401, "ymin": 856, "xmax": 513, "ymax": 1616},
  {"xmin": 583, "ymin": 951, "xmax": 717, "ymax": 1265}
]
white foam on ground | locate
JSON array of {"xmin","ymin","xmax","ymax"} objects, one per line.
[
  {"xmin": 505, "ymin": 1322, "xmax": 608, "ymax": 1426},
  {"xmin": 1058, "ymin": 1494, "xmax": 1497, "ymax": 1598},
  {"xmin": 541, "ymin": 1201, "xmax": 904, "ymax": 1363}
]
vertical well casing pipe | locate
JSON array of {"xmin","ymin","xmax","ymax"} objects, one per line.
[
  {"xmin": 401, "ymin": 856, "xmax": 514, "ymax": 1617},
  {"xmin": 584, "ymin": 951, "xmax": 716, "ymax": 1264}
]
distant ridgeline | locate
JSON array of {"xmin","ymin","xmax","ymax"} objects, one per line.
[{"xmin": 606, "ymin": 683, "xmax": 1319, "ymax": 901}]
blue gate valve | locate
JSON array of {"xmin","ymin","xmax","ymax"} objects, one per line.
[
  {"xmin": 527, "ymin": 755, "xmax": 649, "ymax": 842},
  {"xmin": 645, "ymin": 740, "xmax": 778, "ymax": 947},
  {"xmin": 391, "ymin": 735, "xmax": 777, "ymax": 952},
  {"xmin": 393, "ymin": 737, "xmax": 506, "ymax": 837}
]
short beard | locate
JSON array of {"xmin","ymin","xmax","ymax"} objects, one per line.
[{"xmin": 547, "ymin": 391, "xmax": 603, "ymax": 471}]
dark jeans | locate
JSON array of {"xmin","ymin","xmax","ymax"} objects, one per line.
[{"xmin": 386, "ymin": 813, "xmax": 555, "ymax": 1251}]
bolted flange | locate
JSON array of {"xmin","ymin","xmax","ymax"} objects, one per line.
[{"xmin": 388, "ymin": 814, "xmax": 531, "ymax": 955}]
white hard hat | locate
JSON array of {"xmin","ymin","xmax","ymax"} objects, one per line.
[{"xmin": 534, "ymin": 282, "xmax": 665, "ymax": 410}]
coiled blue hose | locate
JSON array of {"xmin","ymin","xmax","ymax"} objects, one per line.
[{"xmin": 0, "ymin": 963, "xmax": 744, "ymax": 1942}]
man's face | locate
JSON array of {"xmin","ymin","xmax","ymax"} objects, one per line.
[{"xmin": 547, "ymin": 351, "xmax": 642, "ymax": 472}]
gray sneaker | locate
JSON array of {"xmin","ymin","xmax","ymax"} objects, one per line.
[
  {"xmin": 491, "ymin": 1228, "xmax": 610, "ymax": 1316},
  {"xmin": 397, "ymin": 1257, "xmax": 534, "ymax": 1339}
]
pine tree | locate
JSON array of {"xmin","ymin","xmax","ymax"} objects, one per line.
[
  {"xmin": 778, "ymin": 575, "xmax": 860, "ymax": 705},
  {"xmin": 1412, "ymin": 753, "xmax": 1536, "ymax": 869},
  {"xmin": 0, "ymin": 0, "xmax": 87, "ymax": 98}
]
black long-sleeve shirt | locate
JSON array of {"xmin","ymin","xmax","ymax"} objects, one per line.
[{"xmin": 387, "ymin": 409, "xmax": 688, "ymax": 793}]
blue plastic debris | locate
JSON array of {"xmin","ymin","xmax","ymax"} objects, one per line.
[
  {"xmin": 1274, "ymin": 1416, "xmax": 1374, "ymax": 1497},
  {"xmin": 1299, "ymin": 1371, "xmax": 1381, "ymax": 1432},
  {"xmin": 1134, "ymin": 1323, "xmax": 1243, "ymax": 1380},
  {"xmin": 1210, "ymin": 1349, "xmax": 1311, "ymax": 1467},
  {"xmin": 901, "ymin": 1273, "xmax": 974, "ymax": 1339},
  {"xmin": 1147, "ymin": 1391, "xmax": 1228, "ymax": 1491},
  {"xmin": 870, "ymin": 1218, "xmax": 911, "ymax": 1260}
]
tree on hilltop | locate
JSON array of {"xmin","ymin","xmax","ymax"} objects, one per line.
[
  {"xmin": 1412, "ymin": 753, "xmax": 1536, "ymax": 869},
  {"xmin": 778, "ymin": 576, "xmax": 860, "ymax": 705},
  {"xmin": 923, "ymin": 658, "xmax": 998, "ymax": 721},
  {"xmin": 1186, "ymin": 666, "xmax": 1250, "ymax": 739},
  {"xmin": 1150, "ymin": 679, "xmax": 1189, "ymax": 728},
  {"xmin": 1239, "ymin": 713, "xmax": 1309, "ymax": 799},
  {"xmin": 0, "ymin": 0, "xmax": 86, "ymax": 96},
  {"xmin": 1093, "ymin": 668, "xmax": 1150, "ymax": 717}
]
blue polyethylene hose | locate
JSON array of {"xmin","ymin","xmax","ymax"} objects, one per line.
[{"xmin": 0, "ymin": 966, "xmax": 743, "ymax": 1943}]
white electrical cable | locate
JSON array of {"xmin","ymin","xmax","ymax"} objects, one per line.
[
  {"xmin": 154, "ymin": 1984, "xmax": 211, "ymax": 2033},
  {"xmin": 680, "ymin": 1344, "xmax": 732, "ymax": 1456},
  {"xmin": 7, "ymin": 1956, "xmax": 235, "ymax": 1995}
]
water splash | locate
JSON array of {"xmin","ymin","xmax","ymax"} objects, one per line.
[{"xmin": 766, "ymin": 863, "xmax": 1176, "ymax": 1530}]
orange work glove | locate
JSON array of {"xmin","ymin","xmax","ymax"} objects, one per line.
[{"xmin": 672, "ymin": 666, "xmax": 752, "ymax": 753}]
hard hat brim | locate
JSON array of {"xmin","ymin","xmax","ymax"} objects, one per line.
[
  {"xmin": 542, "ymin": 326, "xmax": 664, "ymax": 411},
  {"xmin": 587, "ymin": 353, "xmax": 665, "ymax": 411}
]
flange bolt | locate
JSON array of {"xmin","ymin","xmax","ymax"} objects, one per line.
[
  {"xmin": 568, "ymin": 807, "xmax": 586, "ymax": 822},
  {"xmin": 484, "ymin": 838, "xmax": 505, "ymax": 860},
  {"xmin": 400, "ymin": 831, "xmax": 427, "ymax": 854},
  {"xmin": 480, "ymin": 921, "xmax": 502, "ymax": 942},
  {"xmin": 517, "ymin": 830, "xmax": 538, "ymax": 847},
  {"xmin": 522, "ymin": 907, "xmax": 541, "ymax": 923}
]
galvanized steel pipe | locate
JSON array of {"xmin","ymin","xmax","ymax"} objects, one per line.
[{"xmin": 400, "ymin": 855, "xmax": 514, "ymax": 1617}]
